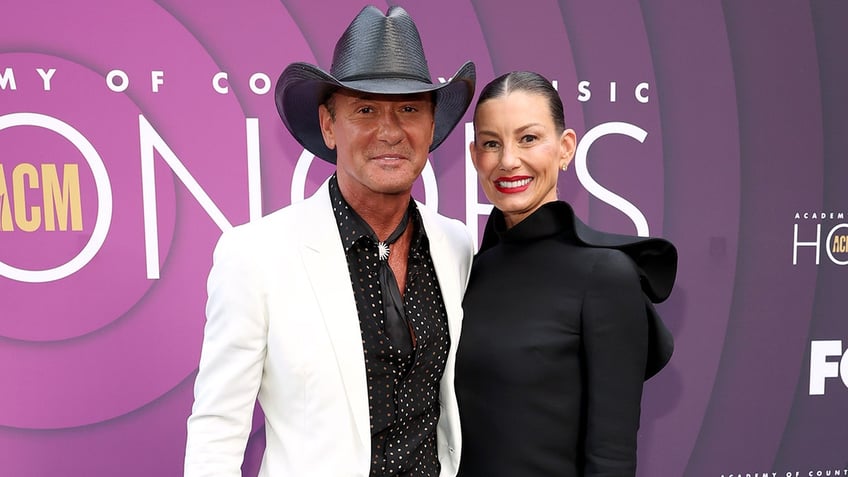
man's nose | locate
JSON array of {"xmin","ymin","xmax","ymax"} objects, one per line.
[{"xmin": 376, "ymin": 110, "xmax": 404, "ymax": 144}]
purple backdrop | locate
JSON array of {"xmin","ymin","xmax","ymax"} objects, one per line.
[{"xmin": 1, "ymin": 1, "xmax": 846, "ymax": 476}]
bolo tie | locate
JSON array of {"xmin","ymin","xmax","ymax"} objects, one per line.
[{"xmin": 374, "ymin": 208, "xmax": 414, "ymax": 354}]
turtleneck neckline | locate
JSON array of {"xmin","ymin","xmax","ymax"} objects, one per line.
[{"xmin": 491, "ymin": 201, "xmax": 576, "ymax": 244}]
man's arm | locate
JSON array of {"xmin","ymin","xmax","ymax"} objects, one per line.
[{"xmin": 185, "ymin": 228, "xmax": 269, "ymax": 477}]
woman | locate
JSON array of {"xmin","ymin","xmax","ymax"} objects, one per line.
[{"xmin": 455, "ymin": 71, "xmax": 677, "ymax": 476}]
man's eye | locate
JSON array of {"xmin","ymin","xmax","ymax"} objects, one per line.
[
  {"xmin": 358, "ymin": 106, "xmax": 374, "ymax": 114},
  {"xmin": 401, "ymin": 105, "xmax": 418, "ymax": 113}
]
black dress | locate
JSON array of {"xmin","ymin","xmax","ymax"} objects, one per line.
[{"xmin": 455, "ymin": 201, "xmax": 676, "ymax": 477}]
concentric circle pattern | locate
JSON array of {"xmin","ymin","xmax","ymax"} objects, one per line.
[{"xmin": 1, "ymin": 1, "xmax": 846, "ymax": 476}]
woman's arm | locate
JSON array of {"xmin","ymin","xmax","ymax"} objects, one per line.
[{"xmin": 582, "ymin": 249, "xmax": 650, "ymax": 476}]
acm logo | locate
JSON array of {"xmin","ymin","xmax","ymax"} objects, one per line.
[{"xmin": 0, "ymin": 113, "xmax": 112, "ymax": 284}]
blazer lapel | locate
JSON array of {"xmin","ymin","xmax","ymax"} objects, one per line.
[
  {"xmin": 416, "ymin": 203, "xmax": 464, "ymax": 468},
  {"xmin": 417, "ymin": 205, "xmax": 462, "ymax": 343},
  {"xmin": 297, "ymin": 181, "xmax": 370, "ymax": 452}
]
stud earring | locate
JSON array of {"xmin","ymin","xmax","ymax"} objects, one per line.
[{"xmin": 560, "ymin": 163, "xmax": 568, "ymax": 171}]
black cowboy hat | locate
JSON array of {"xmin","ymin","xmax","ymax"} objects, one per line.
[{"xmin": 275, "ymin": 5, "xmax": 476, "ymax": 163}]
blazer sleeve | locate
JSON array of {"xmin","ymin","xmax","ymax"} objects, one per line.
[
  {"xmin": 581, "ymin": 249, "xmax": 649, "ymax": 477},
  {"xmin": 184, "ymin": 227, "xmax": 269, "ymax": 477}
]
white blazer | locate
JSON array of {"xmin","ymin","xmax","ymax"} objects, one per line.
[{"xmin": 185, "ymin": 180, "xmax": 474, "ymax": 477}]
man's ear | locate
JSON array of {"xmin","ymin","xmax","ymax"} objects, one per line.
[{"xmin": 318, "ymin": 104, "xmax": 336, "ymax": 150}]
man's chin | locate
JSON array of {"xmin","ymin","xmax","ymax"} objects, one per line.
[{"xmin": 367, "ymin": 170, "xmax": 421, "ymax": 193}]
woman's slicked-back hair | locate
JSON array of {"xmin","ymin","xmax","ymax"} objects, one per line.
[{"xmin": 474, "ymin": 71, "xmax": 565, "ymax": 134}]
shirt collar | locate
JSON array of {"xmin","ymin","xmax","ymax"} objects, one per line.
[{"xmin": 328, "ymin": 174, "xmax": 425, "ymax": 253}]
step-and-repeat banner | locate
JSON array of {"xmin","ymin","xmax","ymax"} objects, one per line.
[{"xmin": 2, "ymin": 1, "xmax": 846, "ymax": 476}]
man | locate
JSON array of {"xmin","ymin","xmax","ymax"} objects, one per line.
[{"xmin": 184, "ymin": 5, "xmax": 476, "ymax": 477}]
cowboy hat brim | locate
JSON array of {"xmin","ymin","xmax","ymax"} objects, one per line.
[{"xmin": 275, "ymin": 60, "xmax": 476, "ymax": 163}]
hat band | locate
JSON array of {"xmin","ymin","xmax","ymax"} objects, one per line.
[{"xmin": 338, "ymin": 71, "xmax": 433, "ymax": 84}]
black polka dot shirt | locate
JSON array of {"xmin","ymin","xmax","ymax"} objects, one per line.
[{"xmin": 329, "ymin": 175, "xmax": 450, "ymax": 477}]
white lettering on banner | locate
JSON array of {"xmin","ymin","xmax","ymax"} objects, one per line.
[
  {"xmin": 577, "ymin": 81, "xmax": 589, "ymax": 101},
  {"xmin": 36, "ymin": 68, "xmax": 56, "ymax": 91},
  {"xmin": 106, "ymin": 69, "xmax": 129, "ymax": 93},
  {"xmin": 151, "ymin": 71, "xmax": 165, "ymax": 93},
  {"xmin": 0, "ymin": 69, "xmax": 653, "ymax": 101},
  {"xmin": 574, "ymin": 122, "xmax": 650, "ymax": 236},
  {"xmin": 809, "ymin": 340, "xmax": 848, "ymax": 395},
  {"xmin": 464, "ymin": 121, "xmax": 492, "ymax": 249},
  {"xmin": 795, "ymin": 212, "xmax": 847, "ymax": 220},
  {"xmin": 249, "ymin": 73, "xmax": 271, "ymax": 95},
  {"xmin": 792, "ymin": 223, "xmax": 848, "ymax": 265},
  {"xmin": 0, "ymin": 68, "xmax": 58, "ymax": 91},
  {"xmin": 212, "ymin": 72, "xmax": 229, "ymax": 94},
  {"xmin": 719, "ymin": 472, "xmax": 779, "ymax": 477},
  {"xmin": 635, "ymin": 82, "xmax": 649, "ymax": 104},
  {"xmin": 210, "ymin": 72, "xmax": 271, "ymax": 95},
  {"xmin": 577, "ymin": 81, "xmax": 651, "ymax": 103},
  {"xmin": 807, "ymin": 470, "xmax": 848, "ymax": 476},
  {"xmin": 1, "ymin": 113, "xmax": 655, "ymax": 281},
  {"xmin": 290, "ymin": 148, "xmax": 313, "ymax": 204},
  {"xmin": 246, "ymin": 117, "xmax": 262, "ymax": 221},
  {"xmin": 0, "ymin": 67, "xmax": 16, "ymax": 90},
  {"xmin": 720, "ymin": 467, "xmax": 848, "ymax": 475},
  {"xmin": 0, "ymin": 112, "xmax": 113, "ymax": 283},
  {"xmin": 139, "ymin": 115, "xmax": 233, "ymax": 279},
  {"xmin": 793, "ymin": 223, "xmax": 821, "ymax": 265}
]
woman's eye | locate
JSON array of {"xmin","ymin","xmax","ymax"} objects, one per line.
[
  {"xmin": 520, "ymin": 134, "xmax": 538, "ymax": 143},
  {"xmin": 482, "ymin": 141, "xmax": 500, "ymax": 150}
]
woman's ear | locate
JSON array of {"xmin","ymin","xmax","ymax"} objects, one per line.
[
  {"xmin": 559, "ymin": 129, "xmax": 577, "ymax": 170},
  {"xmin": 469, "ymin": 140, "xmax": 479, "ymax": 169}
]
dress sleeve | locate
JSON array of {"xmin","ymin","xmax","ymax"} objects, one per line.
[
  {"xmin": 581, "ymin": 249, "xmax": 649, "ymax": 476},
  {"xmin": 184, "ymin": 228, "xmax": 269, "ymax": 477}
]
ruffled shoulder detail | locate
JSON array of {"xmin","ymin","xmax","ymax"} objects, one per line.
[{"xmin": 568, "ymin": 208, "xmax": 677, "ymax": 304}]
